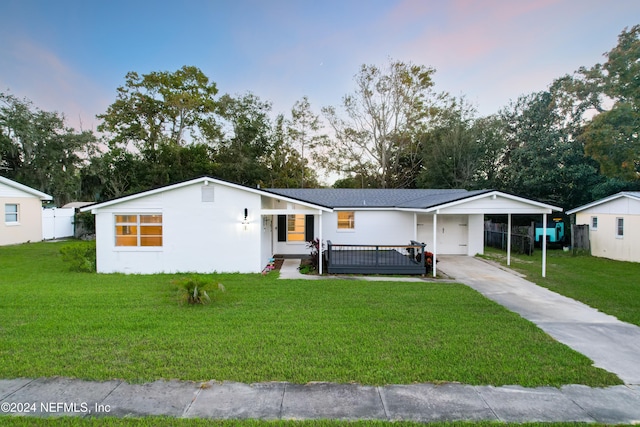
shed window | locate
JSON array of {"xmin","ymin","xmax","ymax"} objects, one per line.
[
  {"xmin": 115, "ymin": 214, "xmax": 163, "ymax": 247},
  {"xmin": 337, "ymin": 211, "xmax": 355, "ymax": 230},
  {"xmin": 616, "ymin": 217, "xmax": 624, "ymax": 238},
  {"xmin": 5, "ymin": 204, "xmax": 18, "ymax": 223},
  {"xmin": 591, "ymin": 216, "xmax": 598, "ymax": 231}
]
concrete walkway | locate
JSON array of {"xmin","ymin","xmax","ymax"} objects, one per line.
[
  {"xmin": 437, "ymin": 255, "xmax": 640, "ymax": 385},
  {"xmin": 2, "ymin": 377, "xmax": 640, "ymax": 422},
  {"xmin": 278, "ymin": 258, "xmax": 440, "ymax": 282}
]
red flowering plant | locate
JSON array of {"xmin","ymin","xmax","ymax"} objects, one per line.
[
  {"xmin": 306, "ymin": 238, "xmax": 324, "ymax": 272},
  {"xmin": 423, "ymin": 251, "xmax": 438, "ymax": 273}
]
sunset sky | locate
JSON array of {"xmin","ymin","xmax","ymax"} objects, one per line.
[{"xmin": 1, "ymin": 0, "xmax": 639, "ymax": 131}]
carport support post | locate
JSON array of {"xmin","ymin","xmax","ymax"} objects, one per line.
[
  {"xmin": 432, "ymin": 212, "xmax": 438, "ymax": 278},
  {"xmin": 507, "ymin": 213, "xmax": 512, "ymax": 266},
  {"xmin": 542, "ymin": 213, "xmax": 547, "ymax": 278},
  {"xmin": 318, "ymin": 211, "xmax": 323, "ymax": 275}
]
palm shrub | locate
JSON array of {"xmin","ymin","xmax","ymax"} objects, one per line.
[{"xmin": 173, "ymin": 276, "xmax": 225, "ymax": 305}]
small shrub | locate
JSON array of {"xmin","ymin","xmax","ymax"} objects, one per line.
[
  {"xmin": 74, "ymin": 211, "xmax": 96, "ymax": 236},
  {"xmin": 60, "ymin": 241, "xmax": 96, "ymax": 272},
  {"xmin": 173, "ymin": 276, "xmax": 225, "ymax": 305}
]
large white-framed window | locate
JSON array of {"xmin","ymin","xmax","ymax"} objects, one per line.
[
  {"xmin": 616, "ymin": 217, "xmax": 624, "ymax": 238},
  {"xmin": 115, "ymin": 214, "xmax": 163, "ymax": 247},
  {"xmin": 337, "ymin": 211, "xmax": 355, "ymax": 230},
  {"xmin": 4, "ymin": 204, "xmax": 19, "ymax": 223},
  {"xmin": 591, "ymin": 216, "xmax": 598, "ymax": 231}
]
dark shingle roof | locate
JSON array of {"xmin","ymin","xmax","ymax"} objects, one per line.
[{"xmin": 265, "ymin": 188, "xmax": 491, "ymax": 209}]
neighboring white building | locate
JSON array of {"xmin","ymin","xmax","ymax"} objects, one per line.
[
  {"xmin": 567, "ymin": 192, "xmax": 640, "ymax": 263},
  {"xmin": 0, "ymin": 176, "xmax": 52, "ymax": 246},
  {"xmin": 82, "ymin": 177, "xmax": 561, "ymax": 276}
]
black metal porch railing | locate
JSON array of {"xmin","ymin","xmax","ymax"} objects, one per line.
[{"xmin": 325, "ymin": 240, "xmax": 427, "ymax": 275}]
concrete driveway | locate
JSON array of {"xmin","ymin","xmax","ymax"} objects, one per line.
[{"xmin": 437, "ymin": 255, "xmax": 640, "ymax": 385}]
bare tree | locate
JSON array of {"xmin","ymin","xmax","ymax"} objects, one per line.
[{"xmin": 319, "ymin": 59, "xmax": 438, "ymax": 188}]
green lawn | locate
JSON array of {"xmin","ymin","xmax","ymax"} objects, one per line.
[
  {"xmin": 0, "ymin": 242, "xmax": 621, "ymax": 387},
  {"xmin": 482, "ymin": 247, "xmax": 640, "ymax": 327}
]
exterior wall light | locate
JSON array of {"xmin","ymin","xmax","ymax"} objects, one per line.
[{"xmin": 242, "ymin": 208, "xmax": 249, "ymax": 230}]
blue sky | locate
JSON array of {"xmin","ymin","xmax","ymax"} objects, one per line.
[{"xmin": 1, "ymin": 0, "xmax": 639, "ymax": 132}]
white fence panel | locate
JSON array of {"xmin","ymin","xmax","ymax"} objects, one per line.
[{"xmin": 42, "ymin": 207, "xmax": 75, "ymax": 240}]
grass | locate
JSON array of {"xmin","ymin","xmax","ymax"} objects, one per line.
[
  {"xmin": 0, "ymin": 242, "xmax": 621, "ymax": 387},
  {"xmin": 482, "ymin": 247, "xmax": 640, "ymax": 327}
]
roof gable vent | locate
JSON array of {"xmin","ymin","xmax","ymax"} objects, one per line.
[{"xmin": 201, "ymin": 185, "xmax": 215, "ymax": 202}]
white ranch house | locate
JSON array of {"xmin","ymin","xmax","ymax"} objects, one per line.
[
  {"xmin": 567, "ymin": 192, "xmax": 640, "ymax": 263},
  {"xmin": 82, "ymin": 177, "xmax": 562, "ymax": 276},
  {"xmin": 1, "ymin": 176, "xmax": 52, "ymax": 246}
]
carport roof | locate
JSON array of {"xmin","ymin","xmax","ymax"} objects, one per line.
[{"xmin": 265, "ymin": 188, "xmax": 492, "ymax": 209}]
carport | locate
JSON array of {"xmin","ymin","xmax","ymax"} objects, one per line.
[{"xmin": 403, "ymin": 191, "xmax": 563, "ymax": 277}]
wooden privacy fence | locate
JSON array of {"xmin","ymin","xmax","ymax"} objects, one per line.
[
  {"xmin": 571, "ymin": 224, "xmax": 590, "ymax": 252},
  {"xmin": 484, "ymin": 221, "xmax": 534, "ymax": 255}
]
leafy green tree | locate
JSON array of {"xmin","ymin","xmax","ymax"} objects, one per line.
[
  {"xmin": 418, "ymin": 97, "xmax": 480, "ymax": 188},
  {"xmin": 213, "ymin": 93, "xmax": 274, "ymax": 186},
  {"xmin": 286, "ymin": 96, "xmax": 326, "ymax": 187},
  {"xmin": 320, "ymin": 59, "xmax": 438, "ymax": 188},
  {"xmin": 498, "ymin": 91, "xmax": 603, "ymax": 208},
  {"xmin": 469, "ymin": 114, "xmax": 508, "ymax": 188},
  {"xmin": 265, "ymin": 115, "xmax": 319, "ymax": 188},
  {"xmin": 559, "ymin": 25, "xmax": 640, "ymax": 182},
  {"xmin": 0, "ymin": 92, "xmax": 97, "ymax": 205},
  {"xmin": 97, "ymin": 65, "xmax": 220, "ymax": 152}
]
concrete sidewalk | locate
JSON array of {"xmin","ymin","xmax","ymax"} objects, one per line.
[{"xmin": 2, "ymin": 377, "xmax": 640, "ymax": 422}]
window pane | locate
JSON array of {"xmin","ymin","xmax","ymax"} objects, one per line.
[
  {"xmin": 140, "ymin": 225, "xmax": 162, "ymax": 235},
  {"xmin": 287, "ymin": 233, "xmax": 306, "ymax": 242},
  {"xmin": 140, "ymin": 215, "xmax": 162, "ymax": 224},
  {"xmin": 337, "ymin": 211, "xmax": 355, "ymax": 229},
  {"xmin": 115, "ymin": 215, "xmax": 137, "ymax": 224},
  {"xmin": 141, "ymin": 236, "xmax": 163, "ymax": 246},
  {"xmin": 116, "ymin": 236, "xmax": 138, "ymax": 246},
  {"xmin": 115, "ymin": 225, "xmax": 137, "ymax": 236}
]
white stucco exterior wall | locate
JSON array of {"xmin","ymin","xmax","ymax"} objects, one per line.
[
  {"xmin": 322, "ymin": 210, "xmax": 415, "ymax": 246},
  {"xmin": 93, "ymin": 182, "xmax": 264, "ymax": 274}
]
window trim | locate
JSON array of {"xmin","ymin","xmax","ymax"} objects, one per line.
[
  {"xmin": 114, "ymin": 213, "xmax": 163, "ymax": 248},
  {"xmin": 591, "ymin": 216, "xmax": 598, "ymax": 231},
  {"xmin": 616, "ymin": 217, "xmax": 624, "ymax": 238},
  {"xmin": 4, "ymin": 203, "xmax": 19, "ymax": 224}
]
